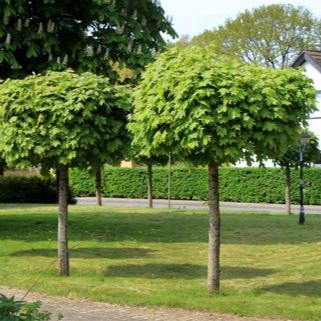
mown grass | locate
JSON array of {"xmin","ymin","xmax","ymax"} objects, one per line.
[{"xmin": 0, "ymin": 204, "xmax": 321, "ymax": 320}]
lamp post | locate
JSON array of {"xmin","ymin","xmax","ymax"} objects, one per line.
[{"xmin": 299, "ymin": 132, "xmax": 310, "ymax": 225}]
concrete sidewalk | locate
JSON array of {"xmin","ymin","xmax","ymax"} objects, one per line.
[{"xmin": 76, "ymin": 197, "xmax": 321, "ymax": 215}]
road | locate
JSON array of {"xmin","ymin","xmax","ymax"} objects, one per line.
[{"xmin": 76, "ymin": 197, "xmax": 321, "ymax": 215}]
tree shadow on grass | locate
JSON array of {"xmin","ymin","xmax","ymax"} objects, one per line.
[
  {"xmin": 1, "ymin": 210, "xmax": 321, "ymax": 245},
  {"xmin": 262, "ymin": 280, "xmax": 321, "ymax": 297},
  {"xmin": 104, "ymin": 263, "xmax": 276, "ymax": 280},
  {"xmin": 10, "ymin": 247, "xmax": 153, "ymax": 259}
]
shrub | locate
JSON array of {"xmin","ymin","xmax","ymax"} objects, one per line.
[
  {"xmin": 0, "ymin": 175, "xmax": 76, "ymax": 204},
  {"xmin": 69, "ymin": 166, "xmax": 321, "ymax": 205},
  {"xmin": 0, "ymin": 293, "xmax": 53, "ymax": 321}
]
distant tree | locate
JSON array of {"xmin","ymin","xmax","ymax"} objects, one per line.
[
  {"xmin": 0, "ymin": 0, "xmax": 176, "ymax": 79},
  {"xmin": 274, "ymin": 130, "xmax": 320, "ymax": 214},
  {"xmin": 188, "ymin": 30, "xmax": 217, "ymax": 48},
  {"xmin": 0, "ymin": 70, "xmax": 130, "ymax": 276},
  {"xmin": 132, "ymin": 155, "xmax": 169, "ymax": 208},
  {"xmin": 189, "ymin": 4, "xmax": 321, "ymax": 68},
  {"xmin": 128, "ymin": 47, "xmax": 316, "ymax": 293}
]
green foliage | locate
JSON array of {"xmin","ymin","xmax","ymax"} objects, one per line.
[
  {"xmin": 0, "ymin": 70, "xmax": 130, "ymax": 171},
  {"xmin": 0, "ymin": 0, "xmax": 176, "ymax": 79},
  {"xmin": 189, "ymin": 4, "xmax": 321, "ymax": 69},
  {"xmin": 69, "ymin": 167, "xmax": 321, "ymax": 205},
  {"xmin": 129, "ymin": 47, "xmax": 316, "ymax": 165},
  {"xmin": 0, "ymin": 293, "xmax": 51, "ymax": 321},
  {"xmin": 274, "ymin": 130, "xmax": 320, "ymax": 168},
  {"xmin": 0, "ymin": 175, "xmax": 75, "ymax": 204}
]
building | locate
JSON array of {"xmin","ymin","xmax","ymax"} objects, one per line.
[{"xmin": 292, "ymin": 50, "xmax": 321, "ymax": 147}]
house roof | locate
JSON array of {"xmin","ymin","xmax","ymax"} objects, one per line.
[{"xmin": 291, "ymin": 50, "xmax": 321, "ymax": 73}]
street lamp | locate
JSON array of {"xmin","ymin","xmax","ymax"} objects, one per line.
[{"xmin": 299, "ymin": 132, "xmax": 310, "ymax": 225}]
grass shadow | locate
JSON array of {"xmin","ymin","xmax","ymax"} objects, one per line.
[
  {"xmin": 104, "ymin": 263, "xmax": 275, "ymax": 280},
  {"xmin": 262, "ymin": 280, "xmax": 321, "ymax": 297},
  {"xmin": 1, "ymin": 208, "xmax": 321, "ymax": 245},
  {"xmin": 10, "ymin": 247, "xmax": 153, "ymax": 259}
]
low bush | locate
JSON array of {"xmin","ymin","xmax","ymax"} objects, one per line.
[
  {"xmin": 69, "ymin": 166, "xmax": 321, "ymax": 205},
  {"xmin": 0, "ymin": 293, "xmax": 53, "ymax": 321}
]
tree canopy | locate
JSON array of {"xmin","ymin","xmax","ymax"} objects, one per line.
[
  {"xmin": 0, "ymin": 0, "xmax": 176, "ymax": 79},
  {"xmin": 129, "ymin": 47, "xmax": 316, "ymax": 165},
  {"xmin": 274, "ymin": 130, "xmax": 320, "ymax": 169},
  {"xmin": 186, "ymin": 4, "xmax": 321, "ymax": 69},
  {"xmin": 0, "ymin": 69, "xmax": 130, "ymax": 170},
  {"xmin": 128, "ymin": 46, "xmax": 316, "ymax": 292}
]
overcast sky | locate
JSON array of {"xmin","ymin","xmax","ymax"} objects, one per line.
[{"xmin": 160, "ymin": 0, "xmax": 321, "ymax": 39}]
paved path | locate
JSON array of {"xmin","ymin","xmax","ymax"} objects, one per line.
[
  {"xmin": 0, "ymin": 286, "xmax": 285, "ymax": 321},
  {"xmin": 76, "ymin": 197, "xmax": 321, "ymax": 215}
]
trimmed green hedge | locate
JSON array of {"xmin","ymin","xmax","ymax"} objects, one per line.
[
  {"xmin": 0, "ymin": 175, "xmax": 75, "ymax": 203},
  {"xmin": 69, "ymin": 166, "xmax": 321, "ymax": 205}
]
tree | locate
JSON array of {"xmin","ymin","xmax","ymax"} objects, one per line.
[
  {"xmin": 0, "ymin": 1, "xmax": 176, "ymax": 204},
  {"xmin": 128, "ymin": 47, "xmax": 316, "ymax": 293},
  {"xmin": 0, "ymin": 69, "xmax": 130, "ymax": 276},
  {"xmin": 189, "ymin": 4, "xmax": 321, "ymax": 68},
  {"xmin": 0, "ymin": 0, "xmax": 176, "ymax": 79},
  {"xmin": 92, "ymin": 84, "xmax": 132, "ymax": 206},
  {"xmin": 274, "ymin": 131, "xmax": 320, "ymax": 214},
  {"xmin": 132, "ymin": 155, "xmax": 169, "ymax": 208}
]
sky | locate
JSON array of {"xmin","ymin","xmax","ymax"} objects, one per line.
[{"xmin": 160, "ymin": 0, "xmax": 321, "ymax": 39}]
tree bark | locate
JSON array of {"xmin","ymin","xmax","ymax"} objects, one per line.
[
  {"xmin": 58, "ymin": 164, "xmax": 69, "ymax": 277},
  {"xmin": 207, "ymin": 162, "xmax": 220, "ymax": 293},
  {"xmin": 285, "ymin": 165, "xmax": 291, "ymax": 215},
  {"xmin": 96, "ymin": 166, "xmax": 103, "ymax": 206},
  {"xmin": 147, "ymin": 163, "xmax": 153, "ymax": 208},
  {"xmin": 56, "ymin": 167, "xmax": 60, "ymax": 203}
]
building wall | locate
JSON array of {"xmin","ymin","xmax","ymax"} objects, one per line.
[{"xmin": 303, "ymin": 61, "xmax": 321, "ymax": 148}]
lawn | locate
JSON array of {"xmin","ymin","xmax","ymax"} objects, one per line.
[{"xmin": 0, "ymin": 204, "xmax": 321, "ymax": 320}]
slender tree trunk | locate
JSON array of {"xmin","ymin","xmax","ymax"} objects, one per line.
[
  {"xmin": 96, "ymin": 166, "xmax": 103, "ymax": 206},
  {"xmin": 168, "ymin": 154, "xmax": 171, "ymax": 209},
  {"xmin": 56, "ymin": 167, "xmax": 60, "ymax": 203},
  {"xmin": 147, "ymin": 163, "xmax": 153, "ymax": 208},
  {"xmin": 285, "ymin": 165, "xmax": 291, "ymax": 215},
  {"xmin": 207, "ymin": 162, "xmax": 220, "ymax": 293},
  {"xmin": 58, "ymin": 164, "xmax": 69, "ymax": 277}
]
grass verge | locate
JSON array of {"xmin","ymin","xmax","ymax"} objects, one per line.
[{"xmin": 0, "ymin": 204, "xmax": 321, "ymax": 320}]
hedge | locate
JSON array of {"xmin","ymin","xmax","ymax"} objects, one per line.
[
  {"xmin": 69, "ymin": 166, "xmax": 321, "ymax": 205},
  {"xmin": 0, "ymin": 175, "xmax": 76, "ymax": 203}
]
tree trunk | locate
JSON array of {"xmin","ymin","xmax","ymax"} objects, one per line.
[
  {"xmin": 285, "ymin": 165, "xmax": 291, "ymax": 215},
  {"xmin": 56, "ymin": 167, "xmax": 60, "ymax": 203},
  {"xmin": 58, "ymin": 164, "xmax": 69, "ymax": 277},
  {"xmin": 96, "ymin": 166, "xmax": 103, "ymax": 206},
  {"xmin": 147, "ymin": 163, "xmax": 153, "ymax": 208},
  {"xmin": 168, "ymin": 154, "xmax": 172, "ymax": 209},
  {"xmin": 207, "ymin": 162, "xmax": 220, "ymax": 293}
]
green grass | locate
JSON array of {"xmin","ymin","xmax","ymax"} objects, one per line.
[{"xmin": 1, "ymin": 204, "xmax": 321, "ymax": 320}]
